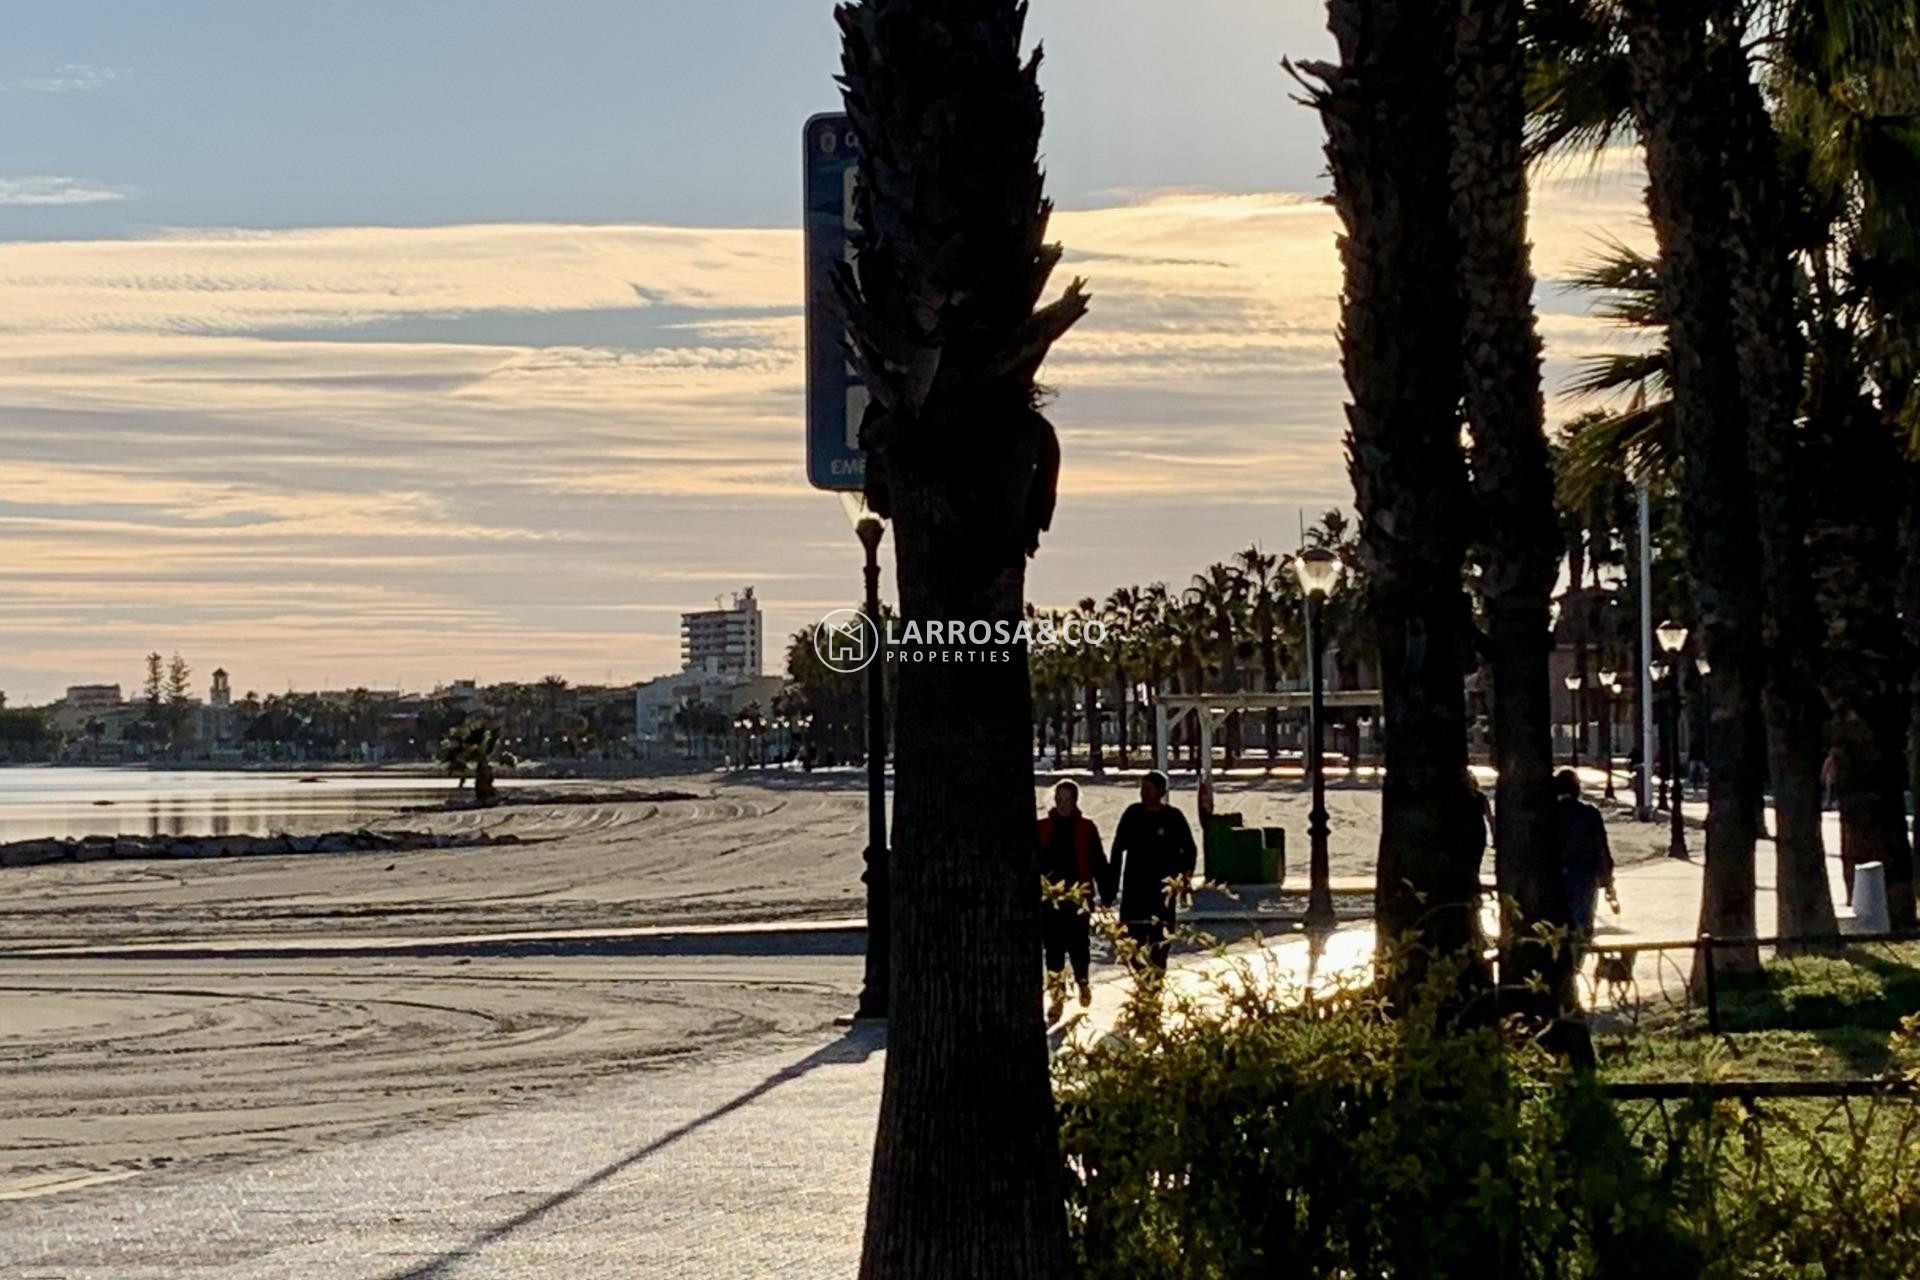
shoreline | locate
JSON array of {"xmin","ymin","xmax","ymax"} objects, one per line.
[{"xmin": 0, "ymin": 759, "xmax": 443, "ymax": 775}]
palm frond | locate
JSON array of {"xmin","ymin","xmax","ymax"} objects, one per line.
[
  {"xmin": 1564, "ymin": 350, "xmax": 1672, "ymax": 400},
  {"xmin": 1563, "ymin": 239, "xmax": 1666, "ymax": 327},
  {"xmin": 1523, "ymin": 0, "xmax": 1636, "ymax": 163},
  {"xmin": 1557, "ymin": 402, "xmax": 1677, "ymax": 502}
]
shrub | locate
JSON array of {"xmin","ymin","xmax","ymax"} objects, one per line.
[{"xmin": 1055, "ymin": 942, "xmax": 1920, "ymax": 1279}]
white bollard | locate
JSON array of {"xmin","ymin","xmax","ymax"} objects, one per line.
[{"xmin": 1840, "ymin": 862, "xmax": 1890, "ymax": 935}]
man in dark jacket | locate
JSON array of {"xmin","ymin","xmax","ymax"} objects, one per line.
[
  {"xmin": 1110, "ymin": 770, "xmax": 1197, "ymax": 979},
  {"xmin": 1037, "ymin": 780, "xmax": 1111, "ymax": 1021},
  {"xmin": 1556, "ymin": 768, "xmax": 1615, "ymax": 956}
]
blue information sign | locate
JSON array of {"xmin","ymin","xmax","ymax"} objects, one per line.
[{"xmin": 804, "ymin": 113, "xmax": 867, "ymax": 491}]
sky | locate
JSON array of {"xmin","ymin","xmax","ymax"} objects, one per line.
[{"xmin": 0, "ymin": 1, "xmax": 1650, "ymax": 706}]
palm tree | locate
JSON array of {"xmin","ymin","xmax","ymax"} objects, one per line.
[
  {"xmin": 1452, "ymin": 0, "xmax": 1575, "ymax": 1032},
  {"xmin": 1712, "ymin": 6, "xmax": 1836, "ymax": 949},
  {"xmin": 1298, "ymin": 0, "xmax": 1486, "ymax": 984},
  {"xmin": 1234, "ymin": 546, "xmax": 1292, "ymax": 765},
  {"xmin": 1133, "ymin": 582, "xmax": 1177, "ymax": 764},
  {"xmin": 670, "ymin": 699, "xmax": 704, "ymax": 760},
  {"xmin": 1185, "ymin": 563, "xmax": 1246, "ymax": 768},
  {"xmin": 1026, "ymin": 605, "xmax": 1074, "ymax": 765},
  {"xmin": 1559, "ymin": 243, "xmax": 1677, "ymax": 491},
  {"xmin": 538, "ymin": 674, "xmax": 570, "ymax": 753},
  {"xmin": 1906, "ymin": 473, "xmax": 1920, "ymax": 914},
  {"xmin": 1172, "ymin": 594, "xmax": 1215, "ymax": 767},
  {"xmin": 437, "ymin": 716, "xmax": 506, "ymax": 804},
  {"xmin": 1589, "ymin": 0, "xmax": 1769, "ymax": 975},
  {"xmin": 833, "ymin": 2, "xmax": 1088, "ymax": 1270},
  {"xmin": 1304, "ymin": 510, "xmax": 1376, "ymax": 688},
  {"xmin": 1540, "ymin": 0, "xmax": 1919, "ymax": 938},
  {"xmin": 1784, "ymin": 19, "xmax": 1920, "ymax": 926},
  {"xmin": 344, "ymin": 687, "xmax": 378, "ymax": 758},
  {"xmin": 1101, "ymin": 586, "xmax": 1143, "ymax": 769},
  {"xmin": 1074, "ymin": 596, "xmax": 1105, "ymax": 774}
]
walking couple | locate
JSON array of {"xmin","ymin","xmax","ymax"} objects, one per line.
[{"xmin": 1036, "ymin": 770, "xmax": 1198, "ymax": 1023}]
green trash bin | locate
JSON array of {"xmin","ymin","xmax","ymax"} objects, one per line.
[{"xmin": 1204, "ymin": 815, "xmax": 1283, "ymax": 885}]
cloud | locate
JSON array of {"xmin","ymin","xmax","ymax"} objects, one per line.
[
  {"xmin": 6, "ymin": 63, "xmax": 123, "ymax": 93},
  {"xmin": 0, "ymin": 165, "xmax": 1654, "ymax": 702},
  {"xmin": 0, "ymin": 176, "xmax": 130, "ymax": 206}
]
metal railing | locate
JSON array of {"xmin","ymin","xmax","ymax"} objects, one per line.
[{"xmin": 1579, "ymin": 927, "xmax": 1920, "ymax": 1035}]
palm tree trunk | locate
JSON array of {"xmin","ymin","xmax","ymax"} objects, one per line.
[
  {"xmin": 1625, "ymin": 503, "xmax": 1648, "ymax": 813},
  {"xmin": 1449, "ymin": 0, "xmax": 1575, "ymax": 1031},
  {"xmin": 873, "ymin": 511, "xmax": 1066, "ymax": 1277},
  {"xmin": 1907, "ymin": 461, "xmax": 1920, "ymax": 923},
  {"xmin": 1624, "ymin": 0, "xmax": 1764, "ymax": 976},
  {"xmin": 1263, "ymin": 651, "xmax": 1282, "ymax": 765},
  {"xmin": 836, "ymin": 3, "xmax": 1084, "ymax": 1273},
  {"xmin": 1082, "ymin": 679, "xmax": 1104, "ymax": 775},
  {"xmin": 1303, "ymin": 0, "xmax": 1484, "ymax": 987},
  {"xmin": 1186, "ymin": 662, "xmax": 1205, "ymax": 767},
  {"xmin": 1718, "ymin": 43, "xmax": 1834, "ymax": 939},
  {"xmin": 1215, "ymin": 616, "xmax": 1241, "ymax": 767},
  {"xmin": 1112, "ymin": 671, "xmax": 1130, "ymax": 770},
  {"xmin": 1808, "ymin": 345, "xmax": 1915, "ymax": 929}
]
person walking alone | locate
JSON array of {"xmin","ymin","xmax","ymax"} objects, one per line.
[
  {"xmin": 1555, "ymin": 768, "xmax": 1616, "ymax": 959},
  {"xmin": 1036, "ymin": 780, "xmax": 1111, "ymax": 1023},
  {"xmin": 1110, "ymin": 770, "xmax": 1197, "ymax": 986}
]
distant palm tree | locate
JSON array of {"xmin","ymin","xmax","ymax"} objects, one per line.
[
  {"xmin": 1233, "ymin": 546, "xmax": 1291, "ymax": 764},
  {"xmin": 1071, "ymin": 597, "xmax": 1105, "ymax": 774},
  {"xmin": 437, "ymin": 716, "xmax": 506, "ymax": 804},
  {"xmin": 1132, "ymin": 583, "xmax": 1177, "ymax": 763},
  {"xmin": 1029, "ymin": 606, "xmax": 1074, "ymax": 764},
  {"xmin": 1101, "ymin": 586, "xmax": 1143, "ymax": 768},
  {"xmin": 1186, "ymin": 563, "xmax": 1246, "ymax": 767},
  {"xmin": 1167, "ymin": 594, "xmax": 1212, "ymax": 766}
]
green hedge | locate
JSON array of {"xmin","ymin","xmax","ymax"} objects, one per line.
[{"xmin": 1056, "ymin": 959, "xmax": 1920, "ymax": 1279}]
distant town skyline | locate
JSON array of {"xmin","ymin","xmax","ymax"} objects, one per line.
[{"xmin": 0, "ymin": 4, "xmax": 1649, "ymax": 706}]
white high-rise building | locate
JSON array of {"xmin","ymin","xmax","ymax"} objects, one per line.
[{"xmin": 680, "ymin": 587, "xmax": 762, "ymax": 678}]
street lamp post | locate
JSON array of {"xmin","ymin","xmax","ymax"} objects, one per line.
[
  {"xmin": 1596, "ymin": 671, "xmax": 1619, "ymax": 800},
  {"xmin": 843, "ymin": 493, "xmax": 891, "ymax": 1020},
  {"xmin": 1656, "ymin": 621, "xmax": 1690, "ymax": 860},
  {"xmin": 1294, "ymin": 546, "xmax": 1345, "ymax": 935},
  {"xmin": 1563, "ymin": 672, "xmax": 1585, "ymax": 770},
  {"xmin": 1649, "ymin": 661, "xmax": 1670, "ymax": 810}
]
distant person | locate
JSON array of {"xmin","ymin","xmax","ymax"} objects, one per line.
[
  {"xmin": 1466, "ymin": 770, "xmax": 1494, "ymax": 852},
  {"xmin": 1110, "ymin": 770, "xmax": 1197, "ymax": 979},
  {"xmin": 1556, "ymin": 769, "xmax": 1615, "ymax": 956},
  {"xmin": 1036, "ymin": 781, "xmax": 1111, "ymax": 1022}
]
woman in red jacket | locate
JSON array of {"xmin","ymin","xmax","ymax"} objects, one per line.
[{"xmin": 1037, "ymin": 780, "xmax": 1112, "ymax": 1022}]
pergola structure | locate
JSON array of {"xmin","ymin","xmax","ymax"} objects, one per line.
[{"xmin": 1153, "ymin": 689, "xmax": 1384, "ymax": 782}]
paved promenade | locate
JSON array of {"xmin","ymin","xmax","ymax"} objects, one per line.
[
  {"xmin": 0, "ymin": 818, "xmax": 1847, "ymax": 1278},
  {"xmin": 1, "ymin": 1027, "xmax": 884, "ymax": 1278}
]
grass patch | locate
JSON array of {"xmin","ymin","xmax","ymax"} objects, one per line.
[{"xmin": 1598, "ymin": 941, "xmax": 1920, "ymax": 1082}]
